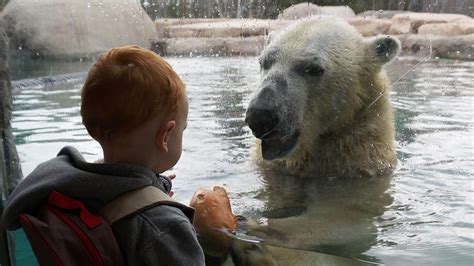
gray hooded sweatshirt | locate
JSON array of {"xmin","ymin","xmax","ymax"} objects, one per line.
[{"xmin": 1, "ymin": 146, "xmax": 205, "ymax": 265}]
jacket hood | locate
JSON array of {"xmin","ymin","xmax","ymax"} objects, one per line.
[{"xmin": 2, "ymin": 146, "xmax": 171, "ymax": 230}]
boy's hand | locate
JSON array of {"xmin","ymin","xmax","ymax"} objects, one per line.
[{"xmin": 167, "ymin": 174, "xmax": 176, "ymax": 197}]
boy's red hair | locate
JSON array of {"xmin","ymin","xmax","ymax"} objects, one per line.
[{"xmin": 81, "ymin": 45, "xmax": 185, "ymax": 141}]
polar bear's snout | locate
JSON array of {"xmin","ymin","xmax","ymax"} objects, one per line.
[
  {"xmin": 245, "ymin": 105, "xmax": 279, "ymax": 139},
  {"xmin": 245, "ymin": 86, "xmax": 280, "ymax": 139},
  {"xmin": 245, "ymin": 69, "xmax": 292, "ymax": 140},
  {"xmin": 245, "ymin": 76, "xmax": 302, "ymax": 160}
]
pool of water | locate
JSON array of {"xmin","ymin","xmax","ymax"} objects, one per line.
[{"xmin": 10, "ymin": 56, "xmax": 474, "ymax": 265}]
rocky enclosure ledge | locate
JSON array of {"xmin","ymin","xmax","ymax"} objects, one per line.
[
  {"xmin": 1, "ymin": 0, "xmax": 472, "ymax": 60},
  {"xmin": 154, "ymin": 12, "xmax": 474, "ymax": 60}
]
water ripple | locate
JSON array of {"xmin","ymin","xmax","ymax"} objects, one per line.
[{"xmin": 11, "ymin": 57, "xmax": 474, "ymax": 265}]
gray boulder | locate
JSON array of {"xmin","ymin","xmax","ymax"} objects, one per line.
[
  {"xmin": 277, "ymin": 3, "xmax": 321, "ymax": 20},
  {"xmin": 320, "ymin": 6, "xmax": 355, "ymax": 19},
  {"xmin": 1, "ymin": 0, "xmax": 158, "ymax": 58},
  {"xmin": 278, "ymin": 3, "xmax": 355, "ymax": 20}
]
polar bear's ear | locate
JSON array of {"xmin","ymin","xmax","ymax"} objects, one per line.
[{"xmin": 366, "ymin": 35, "xmax": 401, "ymax": 66}]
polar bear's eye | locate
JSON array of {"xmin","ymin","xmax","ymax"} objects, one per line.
[
  {"xmin": 260, "ymin": 50, "xmax": 279, "ymax": 70},
  {"xmin": 293, "ymin": 60, "xmax": 325, "ymax": 77},
  {"xmin": 259, "ymin": 58, "xmax": 272, "ymax": 70},
  {"xmin": 305, "ymin": 65, "xmax": 325, "ymax": 76}
]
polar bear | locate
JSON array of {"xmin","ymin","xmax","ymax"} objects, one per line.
[
  {"xmin": 233, "ymin": 17, "xmax": 400, "ymax": 265},
  {"xmin": 245, "ymin": 17, "xmax": 400, "ymax": 178}
]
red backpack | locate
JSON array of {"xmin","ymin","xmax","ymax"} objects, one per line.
[{"xmin": 19, "ymin": 186, "xmax": 187, "ymax": 266}]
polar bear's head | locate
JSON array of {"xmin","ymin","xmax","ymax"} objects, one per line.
[{"xmin": 245, "ymin": 18, "xmax": 400, "ymax": 161}]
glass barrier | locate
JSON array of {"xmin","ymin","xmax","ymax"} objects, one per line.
[{"xmin": 0, "ymin": 1, "xmax": 473, "ymax": 265}]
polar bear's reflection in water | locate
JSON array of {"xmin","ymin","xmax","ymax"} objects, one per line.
[
  {"xmin": 231, "ymin": 172, "xmax": 393, "ymax": 265},
  {"xmin": 191, "ymin": 175, "xmax": 393, "ymax": 265}
]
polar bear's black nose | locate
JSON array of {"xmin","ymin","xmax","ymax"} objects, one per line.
[{"xmin": 245, "ymin": 107, "xmax": 279, "ymax": 139}]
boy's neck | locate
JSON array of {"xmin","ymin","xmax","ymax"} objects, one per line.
[
  {"xmin": 98, "ymin": 116, "xmax": 171, "ymax": 173},
  {"xmin": 102, "ymin": 145, "xmax": 155, "ymax": 171},
  {"xmin": 100, "ymin": 130, "xmax": 159, "ymax": 172}
]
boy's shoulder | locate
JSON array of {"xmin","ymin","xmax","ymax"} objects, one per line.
[
  {"xmin": 146, "ymin": 204, "xmax": 193, "ymax": 233},
  {"xmin": 112, "ymin": 204, "xmax": 204, "ymax": 265},
  {"xmin": 115, "ymin": 204, "xmax": 193, "ymax": 237}
]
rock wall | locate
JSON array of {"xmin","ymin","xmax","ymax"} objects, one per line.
[
  {"xmin": 387, "ymin": 12, "xmax": 472, "ymax": 34},
  {"xmin": 355, "ymin": 12, "xmax": 474, "ymax": 59},
  {"xmin": 154, "ymin": 19, "xmax": 289, "ymax": 56},
  {"xmin": 155, "ymin": 11, "xmax": 474, "ymax": 60},
  {"xmin": 1, "ymin": 0, "xmax": 158, "ymax": 59}
]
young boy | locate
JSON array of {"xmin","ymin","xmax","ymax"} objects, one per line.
[{"xmin": 2, "ymin": 45, "xmax": 205, "ymax": 265}]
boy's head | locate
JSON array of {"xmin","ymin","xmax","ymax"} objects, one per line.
[{"xmin": 81, "ymin": 45, "xmax": 187, "ymax": 171}]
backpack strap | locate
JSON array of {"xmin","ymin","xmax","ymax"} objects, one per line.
[{"xmin": 100, "ymin": 186, "xmax": 195, "ymax": 225}]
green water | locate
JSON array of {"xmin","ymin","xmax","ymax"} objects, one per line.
[
  {"xmin": 8, "ymin": 56, "xmax": 474, "ymax": 265},
  {"xmin": 15, "ymin": 230, "xmax": 37, "ymax": 266}
]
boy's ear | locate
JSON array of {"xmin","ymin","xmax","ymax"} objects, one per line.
[
  {"xmin": 156, "ymin": 120, "xmax": 176, "ymax": 152},
  {"xmin": 366, "ymin": 35, "xmax": 401, "ymax": 66}
]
